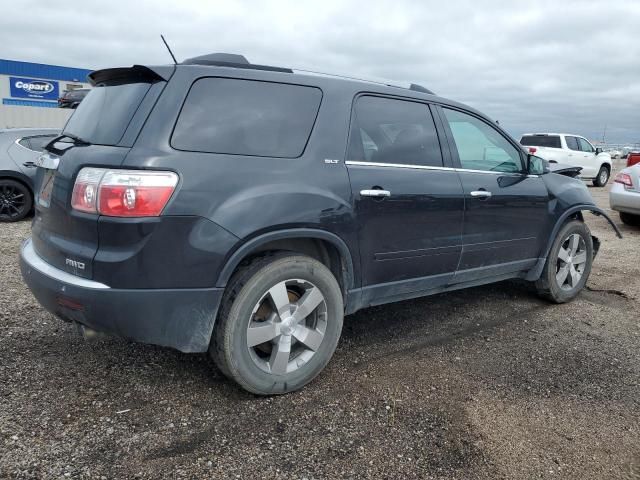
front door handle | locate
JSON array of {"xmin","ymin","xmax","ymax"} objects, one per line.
[
  {"xmin": 23, "ymin": 161, "xmax": 37, "ymax": 168},
  {"xmin": 470, "ymin": 190, "xmax": 492, "ymax": 198},
  {"xmin": 360, "ymin": 189, "xmax": 391, "ymax": 198}
]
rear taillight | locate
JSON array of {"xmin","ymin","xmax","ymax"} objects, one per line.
[
  {"xmin": 528, "ymin": 147, "xmax": 537, "ymax": 154},
  {"xmin": 614, "ymin": 172, "xmax": 633, "ymax": 189},
  {"xmin": 71, "ymin": 168, "xmax": 104, "ymax": 213},
  {"xmin": 71, "ymin": 168, "xmax": 178, "ymax": 217}
]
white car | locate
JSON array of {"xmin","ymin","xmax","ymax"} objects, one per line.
[
  {"xmin": 520, "ymin": 133, "xmax": 612, "ymax": 187},
  {"xmin": 608, "ymin": 149, "xmax": 623, "ymax": 159},
  {"xmin": 610, "ymin": 164, "xmax": 640, "ymax": 226}
]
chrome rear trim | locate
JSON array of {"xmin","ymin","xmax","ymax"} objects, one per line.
[{"xmin": 20, "ymin": 237, "xmax": 109, "ymax": 290}]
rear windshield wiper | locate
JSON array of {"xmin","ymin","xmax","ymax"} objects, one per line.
[{"xmin": 44, "ymin": 133, "xmax": 91, "ymax": 155}]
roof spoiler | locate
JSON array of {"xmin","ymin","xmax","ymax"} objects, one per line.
[{"xmin": 88, "ymin": 65, "xmax": 175, "ymax": 86}]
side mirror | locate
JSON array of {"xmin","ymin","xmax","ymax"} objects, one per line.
[
  {"xmin": 595, "ymin": 147, "xmax": 603, "ymax": 155},
  {"xmin": 527, "ymin": 154, "xmax": 549, "ymax": 175}
]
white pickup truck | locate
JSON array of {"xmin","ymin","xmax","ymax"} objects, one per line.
[{"xmin": 520, "ymin": 133, "xmax": 612, "ymax": 187}]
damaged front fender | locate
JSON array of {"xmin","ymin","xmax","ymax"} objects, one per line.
[{"xmin": 525, "ymin": 204, "xmax": 621, "ymax": 281}]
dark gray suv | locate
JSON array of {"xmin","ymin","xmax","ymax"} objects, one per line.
[{"xmin": 20, "ymin": 53, "xmax": 621, "ymax": 394}]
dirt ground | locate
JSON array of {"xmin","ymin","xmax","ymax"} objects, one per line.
[{"xmin": 1, "ymin": 177, "xmax": 639, "ymax": 479}]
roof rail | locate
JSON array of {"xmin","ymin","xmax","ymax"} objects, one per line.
[
  {"xmin": 293, "ymin": 68, "xmax": 435, "ymax": 95},
  {"xmin": 182, "ymin": 53, "xmax": 293, "ymax": 73},
  {"xmin": 409, "ymin": 83, "xmax": 434, "ymax": 94},
  {"xmin": 179, "ymin": 54, "xmax": 435, "ymax": 94}
]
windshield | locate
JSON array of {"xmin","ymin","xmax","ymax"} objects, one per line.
[{"xmin": 63, "ymin": 82, "xmax": 152, "ymax": 146}]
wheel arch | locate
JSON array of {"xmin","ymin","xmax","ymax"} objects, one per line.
[
  {"xmin": 525, "ymin": 205, "xmax": 621, "ymax": 281},
  {"xmin": 0, "ymin": 170, "xmax": 34, "ymax": 193},
  {"xmin": 216, "ymin": 228, "xmax": 355, "ymax": 298}
]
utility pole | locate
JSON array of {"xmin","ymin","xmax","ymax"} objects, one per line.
[{"xmin": 601, "ymin": 124, "xmax": 607, "ymax": 144}]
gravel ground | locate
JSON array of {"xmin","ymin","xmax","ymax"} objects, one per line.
[{"xmin": 1, "ymin": 180, "xmax": 639, "ymax": 479}]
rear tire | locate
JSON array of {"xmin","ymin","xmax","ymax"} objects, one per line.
[
  {"xmin": 620, "ymin": 212, "xmax": 640, "ymax": 226},
  {"xmin": 535, "ymin": 220, "xmax": 593, "ymax": 303},
  {"xmin": 211, "ymin": 253, "xmax": 343, "ymax": 395},
  {"xmin": 592, "ymin": 166, "xmax": 610, "ymax": 187},
  {"xmin": 0, "ymin": 179, "xmax": 32, "ymax": 222}
]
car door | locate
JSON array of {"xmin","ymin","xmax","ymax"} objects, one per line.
[
  {"xmin": 437, "ymin": 106, "xmax": 550, "ymax": 282},
  {"xmin": 577, "ymin": 137, "xmax": 598, "ymax": 177},
  {"xmin": 346, "ymin": 95, "xmax": 464, "ymax": 293},
  {"xmin": 564, "ymin": 135, "xmax": 583, "ymax": 169}
]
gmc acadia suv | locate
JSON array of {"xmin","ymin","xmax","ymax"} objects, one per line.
[{"xmin": 20, "ymin": 53, "xmax": 621, "ymax": 394}]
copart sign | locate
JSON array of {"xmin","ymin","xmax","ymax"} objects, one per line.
[{"xmin": 10, "ymin": 76, "xmax": 59, "ymax": 100}]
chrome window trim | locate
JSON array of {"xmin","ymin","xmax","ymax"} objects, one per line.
[
  {"xmin": 20, "ymin": 238, "xmax": 110, "ymax": 290},
  {"xmin": 345, "ymin": 160, "xmax": 455, "ymax": 172},
  {"xmin": 345, "ymin": 160, "xmax": 529, "ymax": 177},
  {"xmin": 14, "ymin": 135, "xmax": 56, "ymax": 153},
  {"xmin": 14, "ymin": 137, "xmax": 34, "ymax": 152}
]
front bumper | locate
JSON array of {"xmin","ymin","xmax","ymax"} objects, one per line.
[
  {"xmin": 610, "ymin": 183, "xmax": 640, "ymax": 215},
  {"xmin": 20, "ymin": 238, "xmax": 223, "ymax": 353}
]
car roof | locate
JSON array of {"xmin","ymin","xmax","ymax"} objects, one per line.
[
  {"xmin": 522, "ymin": 133, "xmax": 587, "ymax": 138},
  {"xmin": 158, "ymin": 58, "xmax": 494, "ymax": 123}
]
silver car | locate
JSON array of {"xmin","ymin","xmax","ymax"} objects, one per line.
[
  {"xmin": 610, "ymin": 164, "xmax": 640, "ymax": 226},
  {"xmin": 0, "ymin": 128, "xmax": 59, "ymax": 221}
]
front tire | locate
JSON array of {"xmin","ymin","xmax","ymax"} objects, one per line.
[
  {"xmin": 592, "ymin": 166, "xmax": 610, "ymax": 187},
  {"xmin": 0, "ymin": 179, "xmax": 32, "ymax": 222},
  {"xmin": 535, "ymin": 220, "xmax": 593, "ymax": 303},
  {"xmin": 211, "ymin": 253, "xmax": 344, "ymax": 395}
]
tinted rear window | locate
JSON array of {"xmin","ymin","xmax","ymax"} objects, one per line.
[
  {"xmin": 520, "ymin": 135, "xmax": 561, "ymax": 148},
  {"xmin": 171, "ymin": 78, "xmax": 322, "ymax": 158},
  {"xmin": 63, "ymin": 83, "xmax": 152, "ymax": 146}
]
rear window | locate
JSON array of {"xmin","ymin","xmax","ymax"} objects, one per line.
[
  {"xmin": 171, "ymin": 78, "xmax": 322, "ymax": 158},
  {"xmin": 520, "ymin": 135, "xmax": 561, "ymax": 148},
  {"xmin": 63, "ymin": 83, "xmax": 152, "ymax": 146}
]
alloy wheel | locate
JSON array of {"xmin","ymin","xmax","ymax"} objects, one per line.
[
  {"xmin": 247, "ymin": 279, "xmax": 327, "ymax": 375},
  {"xmin": 599, "ymin": 169, "xmax": 609, "ymax": 185},
  {"xmin": 555, "ymin": 233, "xmax": 588, "ymax": 291},
  {"xmin": 0, "ymin": 183, "xmax": 27, "ymax": 220}
]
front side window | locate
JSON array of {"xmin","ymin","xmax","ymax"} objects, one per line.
[
  {"xmin": 578, "ymin": 137, "xmax": 594, "ymax": 153},
  {"xmin": 347, "ymin": 96, "xmax": 443, "ymax": 167},
  {"xmin": 565, "ymin": 136, "xmax": 580, "ymax": 151},
  {"xmin": 172, "ymin": 78, "xmax": 322, "ymax": 158},
  {"xmin": 443, "ymin": 108, "xmax": 523, "ymax": 173}
]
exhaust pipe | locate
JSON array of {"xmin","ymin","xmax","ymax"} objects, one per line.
[{"xmin": 75, "ymin": 322, "xmax": 109, "ymax": 342}]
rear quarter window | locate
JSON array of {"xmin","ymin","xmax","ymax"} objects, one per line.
[
  {"xmin": 520, "ymin": 135, "xmax": 562, "ymax": 148},
  {"xmin": 171, "ymin": 78, "xmax": 322, "ymax": 158}
]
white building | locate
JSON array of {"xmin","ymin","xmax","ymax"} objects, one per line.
[{"xmin": 0, "ymin": 59, "xmax": 92, "ymax": 129}]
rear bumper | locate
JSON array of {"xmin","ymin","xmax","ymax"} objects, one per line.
[
  {"xmin": 20, "ymin": 237, "xmax": 223, "ymax": 353},
  {"xmin": 610, "ymin": 183, "xmax": 640, "ymax": 215}
]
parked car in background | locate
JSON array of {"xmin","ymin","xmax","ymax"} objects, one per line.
[
  {"xmin": 610, "ymin": 164, "xmax": 640, "ymax": 226},
  {"xmin": 20, "ymin": 53, "xmax": 621, "ymax": 395},
  {"xmin": 608, "ymin": 149, "xmax": 622, "ymax": 159},
  {"xmin": 520, "ymin": 133, "xmax": 612, "ymax": 186},
  {"xmin": 0, "ymin": 128, "xmax": 59, "ymax": 221},
  {"xmin": 626, "ymin": 151, "xmax": 640, "ymax": 168},
  {"xmin": 58, "ymin": 89, "xmax": 90, "ymax": 109}
]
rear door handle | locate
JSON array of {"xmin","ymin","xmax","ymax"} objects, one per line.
[
  {"xmin": 360, "ymin": 189, "xmax": 391, "ymax": 198},
  {"xmin": 470, "ymin": 190, "xmax": 492, "ymax": 198},
  {"xmin": 23, "ymin": 161, "xmax": 36, "ymax": 168}
]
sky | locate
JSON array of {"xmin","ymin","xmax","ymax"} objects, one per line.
[{"xmin": 2, "ymin": 0, "xmax": 638, "ymax": 144}]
